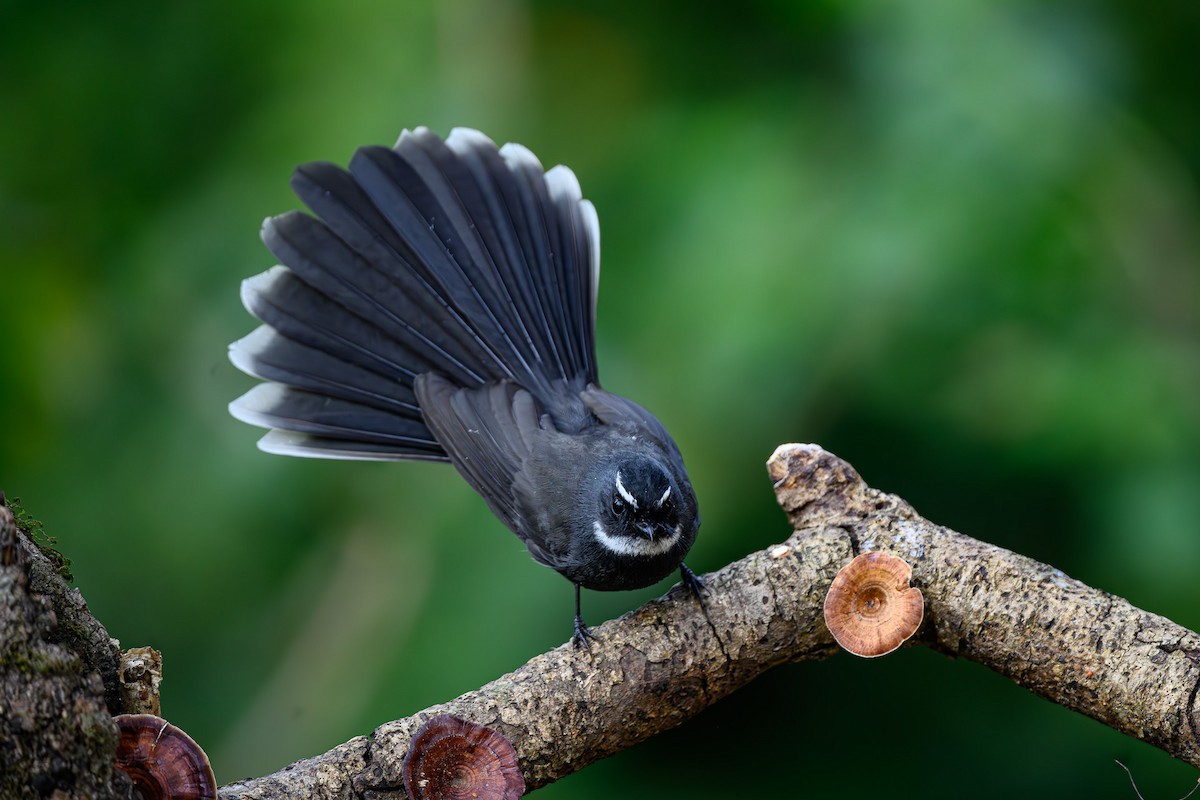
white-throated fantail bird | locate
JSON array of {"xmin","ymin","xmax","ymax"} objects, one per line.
[{"xmin": 229, "ymin": 127, "xmax": 702, "ymax": 646}]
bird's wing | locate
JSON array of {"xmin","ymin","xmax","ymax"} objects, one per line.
[
  {"xmin": 414, "ymin": 374, "xmax": 549, "ymax": 544},
  {"xmin": 579, "ymin": 385, "xmax": 685, "ymax": 466}
]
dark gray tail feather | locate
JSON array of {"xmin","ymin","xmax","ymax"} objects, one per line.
[{"xmin": 228, "ymin": 127, "xmax": 601, "ymax": 460}]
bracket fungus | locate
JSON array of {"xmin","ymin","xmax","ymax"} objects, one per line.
[
  {"xmin": 402, "ymin": 714, "xmax": 525, "ymax": 800},
  {"xmin": 114, "ymin": 714, "xmax": 216, "ymax": 800},
  {"xmin": 823, "ymin": 552, "xmax": 924, "ymax": 658}
]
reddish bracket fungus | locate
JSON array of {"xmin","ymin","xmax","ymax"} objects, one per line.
[
  {"xmin": 402, "ymin": 714, "xmax": 525, "ymax": 800},
  {"xmin": 823, "ymin": 551, "xmax": 924, "ymax": 657},
  {"xmin": 114, "ymin": 713, "xmax": 216, "ymax": 800}
]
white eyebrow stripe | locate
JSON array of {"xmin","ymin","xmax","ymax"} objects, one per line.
[
  {"xmin": 614, "ymin": 471, "xmax": 637, "ymax": 508},
  {"xmin": 657, "ymin": 486, "xmax": 671, "ymax": 507},
  {"xmin": 592, "ymin": 521, "xmax": 681, "ymax": 557}
]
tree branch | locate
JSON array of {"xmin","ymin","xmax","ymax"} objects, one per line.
[{"xmin": 221, "ymin": 444, "xmax": 1200, "ymax": 798}]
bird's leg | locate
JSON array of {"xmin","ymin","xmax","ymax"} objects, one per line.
[
  {"xmin": 680, "ymin": 563, "xmax": 707, "ymax": 610},
  {"xmin": 571, "ymin": 583, "xmax": 597, "ymax": 649}
]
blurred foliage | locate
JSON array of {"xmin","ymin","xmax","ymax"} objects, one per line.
[{"xmin": 2, "ymin": 0, "xmax": 1199, "ymax": 796}]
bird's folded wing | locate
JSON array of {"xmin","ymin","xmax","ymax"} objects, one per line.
[
  {"xmin": 580, "ymin": 385, "xmax": 685, "ymax": 467},
  {"xmin": 414, "ymin": 374, "xmax": 548, "ymax": 543}
]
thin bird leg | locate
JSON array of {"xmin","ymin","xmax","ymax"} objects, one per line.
[
  {"xmin": 572, "ymin": 583, "xmax": 598, "ymax": 649},
  {"xmin": 679, "ymin": 563, "xmax": 707, "ymax": 610}
]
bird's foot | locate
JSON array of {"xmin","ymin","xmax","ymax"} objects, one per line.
[
  {"xmin": 680, "ymin": 563, "xmax": 707, "ymax": 609},
  {"xmin": 571, "ymin": 615, "xmax": 598, "ymax": 649}
]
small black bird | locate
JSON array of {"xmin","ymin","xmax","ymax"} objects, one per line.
[{"xmin": 229, "ymin": 127, "xmax": 701, "ymax": 646}]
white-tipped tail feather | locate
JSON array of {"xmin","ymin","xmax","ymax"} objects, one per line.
[{"xmin": 229, "ymin": 127, "xmax": 601, "ymax": 463}]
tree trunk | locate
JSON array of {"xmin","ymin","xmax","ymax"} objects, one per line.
[{"xmin": 0, "ymin": 501, "xmax": 133, "ymax": 799}]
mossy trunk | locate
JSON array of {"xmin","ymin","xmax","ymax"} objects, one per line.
[{"xmin": 0, "ymin": 499, "xmax": 134, "ymax": 799}]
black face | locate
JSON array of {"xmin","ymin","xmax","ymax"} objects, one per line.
[{"xmin": 593, "ymin": 456, "xmax": 687, "ymax": 557}]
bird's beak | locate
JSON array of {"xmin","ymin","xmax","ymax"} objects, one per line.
[{"xmin": 636, "ymin": 522, "xmax": 657, "ymax": 541}]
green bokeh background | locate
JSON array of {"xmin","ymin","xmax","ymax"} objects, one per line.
[{"xmin": 3, "ymin": 0, "xmax": 1199, "ymax": 796}]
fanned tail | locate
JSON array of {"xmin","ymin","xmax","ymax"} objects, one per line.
[{"xmin": 228, "ymin": 127, "xmax": 601, "ymax": 460}]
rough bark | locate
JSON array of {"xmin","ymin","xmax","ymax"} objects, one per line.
[
  {"xmin": 3, "ymin": 444, "xmax": 1196, "ymax": 797},
  {"xmin": 219, "ymin": 444, "xmax": 1200, "ymax": 798},
  {"xmin": 768, "ymin": 443, "xmax": 1200, "ymax": 763},
  {"xmin": 0, "ymin": 500, "xmax": 134, "ymax": 799}
]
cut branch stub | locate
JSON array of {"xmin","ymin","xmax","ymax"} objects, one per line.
[
  {"xmin": 823, "ymin": 552, "xmax": 924, "ymax": 657},
  {"xmin": 118, "ymin": 646, "xmax": 164, "ymax": 716}
]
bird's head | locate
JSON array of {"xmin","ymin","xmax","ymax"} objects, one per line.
[{"xmin": 591, "ymin": 456, "xmax": 692, "ymax": 558}]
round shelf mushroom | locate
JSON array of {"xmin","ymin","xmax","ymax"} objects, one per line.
[
  {"xmin": 823, "ymin": 551, "xmax": 924, "ymax": 658},
  {"xmin": 114, "ymin": 714, "xmax": 216, "ymax": 800},
  {"xmin": 403, "ymin": 714, "xmax": 525, "ymax": 800}
]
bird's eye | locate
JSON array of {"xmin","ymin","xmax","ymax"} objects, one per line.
[{"xmin": 611, "ymin": 495, "xmax": 626, "ymax": 515}]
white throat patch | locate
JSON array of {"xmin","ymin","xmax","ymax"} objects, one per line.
[{"xmin": 592, "ymin": 520, "xmax": 681, "ymax": 557}]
